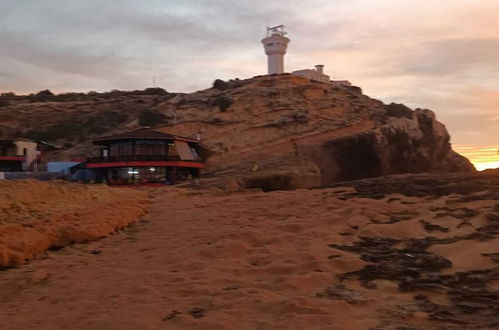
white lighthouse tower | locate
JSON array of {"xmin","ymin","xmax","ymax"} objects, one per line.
[{"xmin": 261, "ymin": 25, "xmax": 290, "ymax": 74}]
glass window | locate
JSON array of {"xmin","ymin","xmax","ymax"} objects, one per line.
[{"xmin": 109, "ymin": 167, "xmax": 167, "ymax": 184}]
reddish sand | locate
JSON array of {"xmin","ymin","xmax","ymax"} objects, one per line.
[
  {"xmin": 0, "ymin": 183, "xmax": 497, "ymax": 329},
  {"xmin": 0, "ymin": 180, "xmax": 149, "ymax": 268}
]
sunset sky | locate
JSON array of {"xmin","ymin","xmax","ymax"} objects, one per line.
[{"xmin": 0, "ymin": 0, "xmax": 498, "ymax": 169}]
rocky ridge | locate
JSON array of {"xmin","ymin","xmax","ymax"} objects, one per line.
[{"xmin": 0, "ymin": 74, "xmax": 474, "ymax": 187}]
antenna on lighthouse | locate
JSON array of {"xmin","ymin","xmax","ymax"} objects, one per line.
[{"xmin": 261, "ymin": 25, "xmax": 290, "ymax": 74}]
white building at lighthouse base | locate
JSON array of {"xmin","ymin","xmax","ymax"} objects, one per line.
[
  {"xmin": 291, "ymin": 64, "xmax": 330, "ymax": 83},
  {"xmin": 291, "ymin": 64, "xmax": 352, "ymax": 87}
]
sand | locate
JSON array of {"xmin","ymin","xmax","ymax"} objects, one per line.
[
  {"xmin": 0, "ymin": 180, "xmax": 149, "ymax": 268},
  {"xmin": 0, "ymin": 175, "xmax": 497, "ymax": 329}
]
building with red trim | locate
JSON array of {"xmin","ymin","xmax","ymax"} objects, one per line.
[
  {"xmin": 84, "ymin": 128, "xmax": 209, "ymax": 184},
  {"xmin": 0, "ymin": 139, "xmax": 38, "ymax": 172}
]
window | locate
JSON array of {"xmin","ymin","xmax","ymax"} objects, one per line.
[
  {"xmin": 135, "ymin": 140, "xmax": 166, "ymax": 156},
  {"xmin": 109, "ymin": 167, "xmax": 167, "ymax": 184},
  {"xmin": 167, "ymin": 143, "xmax": 178, "ymax": 159},
  {"xmin": 109, "ymin": 142, "xmax": 133, "ymax": 156},
  {"xmin": 190, "ymin": 147, "xmax": 199, "ymax": 159}
]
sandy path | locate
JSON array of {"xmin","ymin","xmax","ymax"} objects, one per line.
[
  {"xmin": 0, "ymin": 188, "xmax": 377, "ymax": 330},
  {"xmin": 0, "ymin": 184, "xmax": 497, "ymax": 329}
]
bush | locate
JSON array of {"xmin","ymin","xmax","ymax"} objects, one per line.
[
  {"xmin": 26, "ymin": 110, "xmax": 130, "ymax": 141},
  {"xmin": 138, "ymin": 109, "xmax": 168, "ymax": 126},
  {"xmin": 25, "ymin": 120, "xmax": 85, "ymax": 141},
  {"xmin": 213, "ymin": 79, "xmax": 228, "ymax": 91},
  {"xmin": 55, "ymin": 92, "xmax": 86, "ymax": 101},
  {"xmin": 211, "ymin": 96, "xmax": 232, "ymax": 112},
  {"xmin": 0, "ymin": 92, "xmax": 16, "ymax": 99},
  {"xmin": 30, "ymin": 89, "xmax": 55, "ymax": 102},
  {"xmin": 85, "ymin": 111, "xmax": 128, "ymax": 135},
  {"xmin": 37, "ymin": 89, "xmax": 54, "ymax": 97},
  {"xmin": 143, "ymin": 87, "xmax": 168, "ymax": 95},
  {"xmin": 230, "ymin": 80, "xmax": 242, "ymax": 88}
]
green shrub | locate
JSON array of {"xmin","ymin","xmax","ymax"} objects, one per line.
[
  {"xmin": 211, "ymin": 96, "xmax": 232, "ymax": 112},
  {"xmin": 213, "ymin": 79, "xmax": 228, "ymax": 91},
  {"xmin": 143, "ymin": 87, "xmax": 168, "ymax": 95},
  {"xmin": 26, "ymin": 120, "xmax": 85, "ymax": 141},
  {"xmin": 55, "ymin": 92, "xmax": 86, "ymax": 102},
  {"xmin": 29, "ymin": 89, "xmax": 55, "ymax": 102},
  {"xmin": 37, "ymin": 89, "xmax": 54, "ymax": 97},
  {"xmin": 85, "ymin": 111, "xmax": 128, "ymax": 135},
  {"xmin": 0, "ymin": 92, "xmax": 16, "ymax": 98}
]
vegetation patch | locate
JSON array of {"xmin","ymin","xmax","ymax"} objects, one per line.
[
  {"xmin": 138, "ymin": 109, "xmax": 168, "ymax": 126},
  {"xmin": 211, "ymin": 96, "xmax": 232, "ymax": 112}
]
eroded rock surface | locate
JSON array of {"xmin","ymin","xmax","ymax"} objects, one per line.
[{"xmin": 326, "ymin": 171, "xmax": 499, "ymax": 329}]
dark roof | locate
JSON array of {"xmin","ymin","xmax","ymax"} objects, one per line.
[
  {"xmin": 93, "ymin": 128, "xmax": 199, "ymax": 144},
  {"xmin": 0, "ymin": 140, "xmax": 15, "ymax": 146},
  {"xmin": 0, "ymin": 139, "xmax": 35, "ymax": 145}
]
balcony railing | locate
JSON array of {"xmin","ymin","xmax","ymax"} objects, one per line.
[
  {"xmin": 87, "ymin": 155, "xmax": 189, "ymax": 163},
  {"xmin": 0, "ymin": 156, "xmax": 25, "ymax": 161}
]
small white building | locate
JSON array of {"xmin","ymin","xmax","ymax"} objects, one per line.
[
  {"xmin": 292, "ymin": 65, "xmax": 330, "ymax": 83},
  {"xmin": 0, "ymin": 139, "xmax": 38, "ymax": 171}
]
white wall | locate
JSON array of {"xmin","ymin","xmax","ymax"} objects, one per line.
[
  {"xmin": 291, "ymin": 69, "xmax": 330, "ymax": 83},
  {"xmin": 13, "ymin": 141, "xmax": 37, "ymax": 171}
]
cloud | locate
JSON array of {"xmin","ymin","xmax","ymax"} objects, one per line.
[
  {"xmin": 453, "ymin": 144, "xmax": 499, "ymax": 170},
  {"xmin": 387, "ymin": 38, "xmax": 499, "ymax": 78},
  {"xmin": 0, "ymin": 0, "xmax": 498, "ymax": 147}
]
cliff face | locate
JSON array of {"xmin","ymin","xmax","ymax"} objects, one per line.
[
  {"xmin": 165, "ymin": 74, "xmax": 473, "ymax": 189},
  {"xmin": 226, "ymin": 106, "xmax": 474, "ymax": 190},
  {"xmin": 0, "ymin": 74, "xmax": 474, "ymax": 187},
  {"xmin": 314, "ymin": 108, "xmax": 473, "ymax": 183}
]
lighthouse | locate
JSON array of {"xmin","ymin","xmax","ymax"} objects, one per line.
[{"xmin": 261, "ymin": 25, "xmax": 290, "ymax": 74}]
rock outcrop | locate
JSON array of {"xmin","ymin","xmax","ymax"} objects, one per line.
[{"xmin": 0, "ymin": 74, "xmax": 474, "ymax": 187}]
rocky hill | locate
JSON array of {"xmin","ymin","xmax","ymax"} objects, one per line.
[{"xmin": 0, "ymin": 74, "xmax": 474, "ymax": 187}]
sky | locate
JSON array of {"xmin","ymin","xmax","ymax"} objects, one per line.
[{"xmin": 0, "ymin": 0, "xmax": 498, "ymax": 169}]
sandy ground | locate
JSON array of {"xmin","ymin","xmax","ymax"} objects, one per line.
[
  {"xmin": 0, "ymin": 178, "xmax": 498, "ymax": 329},
  {"xmin": 0, "ymin": 180, "xmax": 148, "ymax": 268}
]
